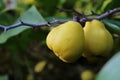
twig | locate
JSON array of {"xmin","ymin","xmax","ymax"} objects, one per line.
[
  {"xmin": 80, "ymin": 7, "xmax": 120, "ymax": 23},
  {"xmin": 0, "ymin": 7, "xmax": 120, "ymax": 32},
  {"xmin": 0, "ymin": 19, "xmax": 64, "ymax": 32}
]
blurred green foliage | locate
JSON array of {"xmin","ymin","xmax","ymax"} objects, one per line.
[{"xmin": 0, "ymin": 0, "xmax": 120, "ymax": 80}]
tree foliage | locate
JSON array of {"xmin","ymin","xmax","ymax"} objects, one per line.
[{"xmin": 0, "ymin": 0, "xmax": 120, "ymax": 80}]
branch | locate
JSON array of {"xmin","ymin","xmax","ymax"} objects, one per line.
[
  {"xmin": 97, "ymin": 7, "xmax": 120, "ymax": 19},
  {"xmin": 80, "ymin": 7, "xmax": 120, "ymax": 23},
  {"xmin": 0, "ymin": 19, "xmax": 63, "ymax": 32},
  {"xmin": 0, "ymin": 7, "xmax": 120, "ymax": 32}
]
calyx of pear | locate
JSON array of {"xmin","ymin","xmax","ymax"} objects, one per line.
[
  {"xmin": 83, "ymin": 20, "xmax": 113, "ymax": 57},
  {"xmin": 46, "ymin": 21, "xmax": 84, "ymax": 63}
]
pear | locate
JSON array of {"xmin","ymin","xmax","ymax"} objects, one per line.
[
  {"xmin": 83, "ymin": 20, "xmax": 113, "ymax": 56},
  {"xmin": 46, "ymin": 21, "xmax": 84, "ymax": 63}
]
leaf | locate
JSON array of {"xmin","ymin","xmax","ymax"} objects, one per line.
[
  {"xmin": 102, "ymin": 19, "xmax": 120, "ymax": 35},
  {"xmin": 37, "ymin": 0, "xmax": 60, "ymax": 16},
  {"xmin": 0, "ymin": 75, "xmax": 8, "ymax": 80},
  {"xmin": 0, "ymin": 6, "xmax": 47, "ymax": 44},
  {"xmin": 96, "ymin": 51, "xmax": 120, "ymax": 80},
  {"xmin": 95, "ymin": 0, "xmax": 106, "ymax": 12},
  {"xmin": 104, "ymin": 0, "xmax": 120, "ymax": 12},
  {"xmin": 96, "ymin": 0, "xmax": 120, "ymax": 13},
  {"xmin": 45, "ymin": 16, "xmax": 71, "ymax": 22},
  {"xmin": 34, "ymin": 60, "xmax": 47, "ymax": 73}
]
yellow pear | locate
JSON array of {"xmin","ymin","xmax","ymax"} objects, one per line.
[
  {"xmin": 83, "ymin": 20, "xmax": 113, "ymax": 56},
  {"xmin": 46, "ymin": 21, "xmax": 84, "ymax": 63}
]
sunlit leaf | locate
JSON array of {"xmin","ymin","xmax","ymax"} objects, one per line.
[
  {"xmin": 96, "ymin": 51, "xmax": 120, "ymax": 80},
  {"xmin": 34, "ymin": 60, "xmax": 47, "ymax": 73}
]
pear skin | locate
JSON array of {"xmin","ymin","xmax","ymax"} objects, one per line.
[
  {"xmin": 84, "ymin": 20, "xmax": 113, "ymax": 56},
  {"xmin": 46, "ymin": 21, "xmax": 84, "ymax": 63}
]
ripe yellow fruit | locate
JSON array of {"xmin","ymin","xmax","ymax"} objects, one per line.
[
  {"xmin": 81, "ymin": 70, "xmax": 95, "ymax": 80},
  {"xmin": 46, "ymin": 21, "xmax": 84, "ymax": 63},
  {"xmin": 83, "ymin": 20, "xmax": 113, "ymax": 56}
]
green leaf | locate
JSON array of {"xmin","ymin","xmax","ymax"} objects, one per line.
[
  {"xmin": 104, "ymin": 0, "xmax": 120, "ymax": 12},
  {"xmin": 102, "ymin": 19, "xmax": 120, "ymax": 35},
  {"xmin": 37, "ymin": 0, "xmax": 59, "ymax": 16},
  {"xmin": 96, "ymin": 0, "xmax": 120, "ymax": 13},
  {"xmin": 45, "ymin": 16, "xmax": 71, "ymax": 22},
  {"xmin": 0, "ymin": 75, "xmax": 8, "ymax": 80},
  {"xmin": 0, "ymin": 1, "xmax": 4, "ymax": 12},
  {"xmin": 95, "ymin": 0, "xmax": 106, "ymax": 12},
  {"xmin": 0, "ymin": 6, "xmax": 47, "ymax": 44},
  {"xmin": 96, "ymin": 0, "xmax": 111, "ymax": 12},
  {"xmin": 96, "ymin": 51, "xmax": 120, "ymax": 80}
]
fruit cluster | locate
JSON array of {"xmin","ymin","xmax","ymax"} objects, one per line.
[{"xmin": 46, "ymin": 20, "xmax": 113, "ymax": 63}]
